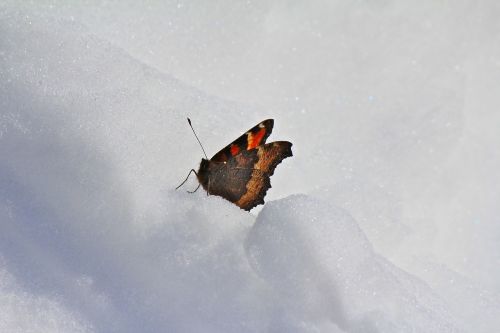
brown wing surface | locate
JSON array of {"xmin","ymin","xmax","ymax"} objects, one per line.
[{"xmin": 205, "ymin": 141, "xmax": 292, "ymax": 210}]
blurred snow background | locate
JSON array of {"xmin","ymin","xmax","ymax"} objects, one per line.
[{"xmin": 1, "ymin": 1, "xmax": 500, "ymax": 332}]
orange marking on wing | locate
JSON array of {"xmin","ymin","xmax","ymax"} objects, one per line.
[
  {"xmin": 247, "ymin": 128, "xmax": 266, "ymax": 149},
  {"xmin": 230, "ymin": 144, "xmax": 240, "ymax": 156}
]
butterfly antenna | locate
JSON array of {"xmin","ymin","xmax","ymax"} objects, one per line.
[{"xmin": 187, "ymin": 118, "xmax": 208, "ymax": 159}]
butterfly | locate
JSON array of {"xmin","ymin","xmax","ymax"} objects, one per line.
[{"xmin": 177, "ymin": 119, "xmax": 293, "ymax": 211}]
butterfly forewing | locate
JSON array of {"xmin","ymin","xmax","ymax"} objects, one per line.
[{"xmin": 210, "ymin": 119, "xmax": 274, "ymax": 162}]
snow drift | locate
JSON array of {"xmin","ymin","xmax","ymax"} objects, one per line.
[{"xmin": 1, "ymin": 1, "xmax": 500, "ymax": 332}]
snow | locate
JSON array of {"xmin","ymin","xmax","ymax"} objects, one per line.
[
  {"xmin": 1, "ymin": 1, "xmax": 500, "ymax": 332},
  {"xmin": 248, "ymin": 195, "xmax": 458, "ymax": 332}
]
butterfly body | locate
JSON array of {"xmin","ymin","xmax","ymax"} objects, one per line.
[{"xmin": 195, "ymin": 119, "xmax": 292, "ymax": 211}]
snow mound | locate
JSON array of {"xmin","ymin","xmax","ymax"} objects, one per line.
[{"xmin": 247, "ymin": 195, "xmax": 457, "ymax": 332}]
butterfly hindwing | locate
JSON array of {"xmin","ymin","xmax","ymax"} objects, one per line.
[
  {"xmin": 210, "ymin": 119, "xmax": 274, "ymax": 163},
  {"xmin": 200, "ymin": 149, "xmax": 259, "ymax": 204},
  {"xmin": 234, "ymin": 141, "xmax": 292, "ymax": 210},
  {"xmin": 198, "ymin": 141, "xmax": 292, "ymax": 211}
]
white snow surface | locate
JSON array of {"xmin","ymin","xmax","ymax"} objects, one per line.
[{"xmin": 1, "ymin": 1, "xmax": 500, "ymax": 332}]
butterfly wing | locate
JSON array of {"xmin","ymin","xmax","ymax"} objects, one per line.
[
  {"xmin": 206, "ymin": 141, "xmax": 293, "ymax": 211},
  {"xmin": 210, "ymin": 119, "xmax": 274, "ymax": 163}
]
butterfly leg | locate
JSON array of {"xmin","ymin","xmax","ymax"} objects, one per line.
[
  {"xmin": 187, "ymin": 183, "xmax": 201, "ymax": 193},
  {"xmin": 175, "ymin": 169, "xmax": 198, "ymax": 190}
]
